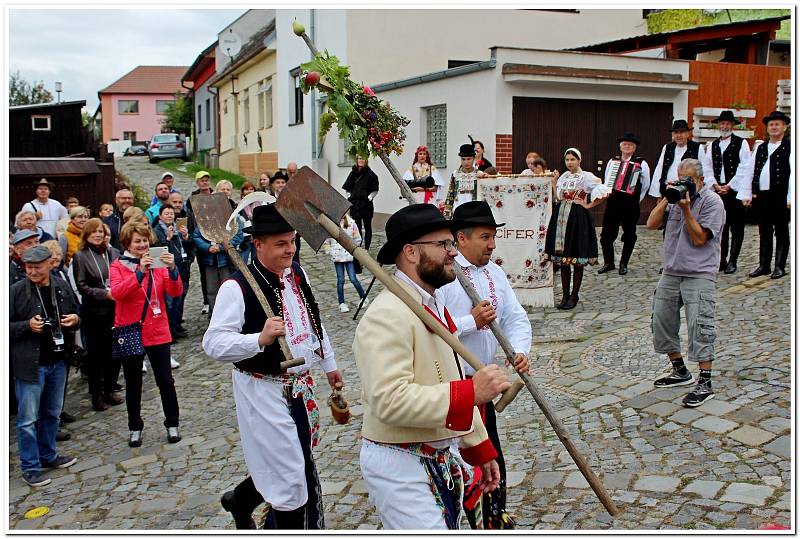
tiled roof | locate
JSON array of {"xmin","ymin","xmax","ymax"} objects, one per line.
[{"xmin": 99, "ymin": 66, "xmax": 189, "ymax": 95}]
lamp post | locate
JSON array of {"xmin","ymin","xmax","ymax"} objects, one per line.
[{"xmin": 55, "ymin": 81, "xmax": 62, "ymax": 103}]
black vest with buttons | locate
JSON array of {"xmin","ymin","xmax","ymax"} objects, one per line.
[
  {"xmin": 231, "ymin": 260, "xmax": 323, "ymax": 376},
  {"xmin": 751, "ymin": 137, "xmax": 791, "ymax": 200},
  {"xmin": 658, "ymin": 140, "xmax": 701, "ymax": 193},
  {"xmin": 711, "ymin": 134, "xmax": 744, "ymax": 186}
]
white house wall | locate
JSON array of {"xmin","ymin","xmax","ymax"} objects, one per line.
[{"xmin": 194, "ymin": 81, "xmax": 216, "ymax": 152}]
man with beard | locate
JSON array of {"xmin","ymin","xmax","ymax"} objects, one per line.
[
  {"xmin": 104, "ymin": 189, "xmax": 135, "ymax": 250},
  {"xmin": 353, "ymin": 204, "xmax": 516, "ymax": 529},
  {"xmin": 440, "ymin": 201, "xmax": 531, "ymax": 529},
  {"xmin": 203, "ymin": 204, "xmax": 342, "ymax": 529},
  {"xmin": 701, "ymin": 111, "xmax": 752, "ymax": 274},
  {"xmin": 648, "ymin": 120, "xmax": 702, "ymax": 198},
  {"xmin": 145, "ymin": 182, "xmax": 172, "ymax": 223}
]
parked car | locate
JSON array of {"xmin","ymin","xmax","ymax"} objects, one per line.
[
  {"xmin": 148, "ymin": 133, "xmax": 187, "ymax": 163},
  {"xmin": 124, "ymin": 145, "xmax": 148, "ymax": 156}
]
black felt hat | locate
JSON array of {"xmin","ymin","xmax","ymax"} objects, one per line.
[
  {"xmin": 670, "ymin": 120, "xmax": 690, "ymax": 132},
  {"xmin": 762, "ymin": 110, "xmax": 791, "ymax": 125},
  {"xmin": 242, "ymin": 204, "xmax": 294, "ymax": 236},
  {"xmin": 458, "ymin": 143, "xmax": 476, "ymax": 157},
  {"xmin": 712, "ymin": 110, "xmax": 741, "ymax": 125},
  {"xmin": 617, "ymin": 132, "xmax": 640, "ymax": 145},
  {"xmin": 377, "ymin": 204, "xmax": 458, "ymax": 264},
  {"xmin": 451, "ymin": 201, "xmax": 505, "ymax": 231},
  {"xmin": 270, "ymin": 170, "xmax": 289, "ymax": 183}
]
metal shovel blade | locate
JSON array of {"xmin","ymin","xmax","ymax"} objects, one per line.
[
  {"xmin": 274, "ymin": 166, "xmax": 351, "ymax": 252},
  {"xmin": 191, "ymin": 193, "xmax": 239, "ymax": 245}
]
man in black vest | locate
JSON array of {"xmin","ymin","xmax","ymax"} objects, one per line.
[
  {"xmin": 738, "ymin": 110, "xmax": 792, "ymax": 279},
  {"xmin": 203, "ymin": 204, "xmax": 343, "ymax": 529},
  {"xmin": 648, "ymin": 120, "xmax": 702, "ymax": 198},
  {"xmin": 598, "ymin": 132, "xmax": 652, "ymax": 275},
  {"xmin": 701, "ymin": 110, "xmax": 752, "ymax": 274}
]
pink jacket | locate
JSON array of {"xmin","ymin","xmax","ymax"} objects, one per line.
[{"xmin": 110, "ymin": 259, "xmax": 183, "ymax": 347}]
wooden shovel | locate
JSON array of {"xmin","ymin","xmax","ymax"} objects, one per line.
[
  {"xmin": 191, "ymin": 193, "xmax": 304, "ymax": 371},
  {"xmin": 275, "ymin": 167, "xmax": 620, "ymax": 516}
]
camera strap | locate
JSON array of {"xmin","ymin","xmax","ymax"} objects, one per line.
[{"xmin": 34, "ymin": 282, "xmax": 61, "ymax": 326}]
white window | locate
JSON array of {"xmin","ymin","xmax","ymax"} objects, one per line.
[
  {"xmin": 223, "ymin": 98, "xmax": 228, "ymax": 115},
  {"xmin": 243, "ymin": 88, "xmax": 250, "ymax": 133},
  {"xmin": 156, "ymin": 100, "xmax": 173, "ymax": 115},
  {"xmin": 425, "ymin": 104, "xmax": 447, "ymax": 168},
  {"xmin": 197, "ymin": 104, "xmax": 202, "ymax": 133},
  {"xmin": 339, "ymin": 138, "xmax": 355, "ymax": 167},
  {"xmin": 205, "ymin": 98, "xmax": 211, "ymax": 132},
  {"xmin": 118, "ymin": 100, "xmax": 139, "ymax": 114},
  {"xmin": 258, "ymin": 78, "xmax": 273, "ymax": 129},
  {"xmin": 289, "ymin": 68, "xmax": 304, "ymax": 125},
  {"xmin": 31, "ymin": 115, "xmax": 51, "ymax": 131},
  {"xmin": 123, "ymin": 131, "xmax": 136, "ymax": 141}
]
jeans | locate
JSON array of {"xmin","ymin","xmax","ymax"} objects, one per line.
[
  {"xmin": 15, "ymin": 361, "xmax": 67, "ymax": 473},
  {"xmin": 335, "ymin": 261, "xmax": 366, "ymax": 304},
  {"xmin": 121, "ymin": 343, "xmax": 179, "ymax": 431}
]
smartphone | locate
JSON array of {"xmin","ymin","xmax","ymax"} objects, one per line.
[
  {"xmin": 149, "ymin": 246, "xmax": 168, "ymax": 268},
  {"xmin": 176, "ymin": 217, "xmax": 188, "ymax": 229}
]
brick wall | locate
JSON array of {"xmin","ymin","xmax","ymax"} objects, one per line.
[
  {"xmin": 495, "ymin": 134, "xmax": 513, "ymax": 175},
  {"xmin": 239, "ymin": 152, "xmax": 279, "ymax": 180}
]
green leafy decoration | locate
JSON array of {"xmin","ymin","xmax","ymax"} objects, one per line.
[{"xmin": 299, "ymin": 51, "xmax": 409, "ymax": 160}]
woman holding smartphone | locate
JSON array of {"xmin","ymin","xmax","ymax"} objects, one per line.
[{"xmin": 110, "ymin": 220, "xmax": 183, "ymax": 447}]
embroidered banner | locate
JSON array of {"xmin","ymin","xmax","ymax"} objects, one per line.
[{"xmin": 478, "ymin": 176, "xmax": 553, "ymax": 307}]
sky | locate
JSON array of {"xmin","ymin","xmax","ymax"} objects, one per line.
[{"xmin": 8, "ymin": 8, "xmax": 246, "ymax": 112}]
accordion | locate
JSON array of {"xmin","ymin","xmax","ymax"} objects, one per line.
[{"xmin": 606, "ymin": 159, "xmax": 642, "ymax": 195}]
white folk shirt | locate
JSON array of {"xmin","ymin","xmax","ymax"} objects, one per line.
[
  {"xmin": 448, "ymin": 168, "xmax": 479, "ymax": 211},
  {"xmin": 736, "ymin": 140, "xmax": 794, "ymax": 205},
  {"xmin": 648, "ymin": 144, "xmax": 689, "ymax": 198},
  {"xmin": 202, "ymin": 266, "xmax": 337, "ymax": 511},
  {"xmin": 439, "ymin": 253, "xmax": 532, "ymax": 377},
  {"xmin": 24, "ymin": 198, "xmax": 68, "ymax": 238},
  {"xmin": 700, "ymin": 136, "xmax": 752, "ymax": 190}
]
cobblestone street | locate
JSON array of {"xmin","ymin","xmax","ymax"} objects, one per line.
[{"xmin": 8, "ymin": 156, "xmax": 792, "ymax": 530}]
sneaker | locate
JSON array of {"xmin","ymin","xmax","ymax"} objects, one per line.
[
  {"xmin": 682, "ymin": 380, "xmax": 715, "ymax": 407},
  {"xmin": 41, "ymin": 455, "xmax": 77, "ymax": 469},
  {"xmin": 201, "ymin": 304, "xmax": 210, "ymax": 315},
  {"xmin": 22, "ymin": 471, "xmax": 51, "ymax": 487},
  {"xmin": 653, "ymin": 368, "xmax": 694, "ymax": 387},
  {"xmin": 166, "ymin": 426, "xmax": 181, "ymax": 443},
  {"xmin": 60, "ymin": 411, "xmax": 76, "ymax": 424},
  {"xmin": 339, "ymin": 303, "xmax": 350, "ymax": 313},
  {"xmin": 170, "ymin": 357, "xmax": 181, "ymax": 369},
  {"xmin": 142, "ymin": 361, "xmax": 148, "ymax": 373},
  {"xmin": 128, "ymin": 430, "xmax": 143, "ymax": 448}
]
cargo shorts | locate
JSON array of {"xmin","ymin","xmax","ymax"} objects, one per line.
[{"xmin": 651, "ymin": 274, "xmax": 716, "ymax": 362}]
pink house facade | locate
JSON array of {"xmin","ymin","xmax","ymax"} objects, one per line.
[{"xmin": 98, "ymin": 66, "xmax": 188, "ymax": 144}]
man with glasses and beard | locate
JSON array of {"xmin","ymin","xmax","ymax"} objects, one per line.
[{"xmin": 353, "ymin": 204, "xmax": 515, "ymax": 529}]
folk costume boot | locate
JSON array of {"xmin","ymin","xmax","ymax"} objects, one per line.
[
  {"xmin": 270, "ymin": 505, "xmax": 307, "ymax": 530},
  {"xmin": 557, "ymin": 265, "xmax": 571, "ymax": 309},
  {"xmin": 562, "ymin": 266, "xmax": 583, "ymax": 310},
  {"xmin": 597, "ymin": 243, "xmax": 615, "ymax": 274},
  {"xmin": 724, "ymin": 235, "xmax": 743, "ymax": 274},
  {"xmin": 771, "ymin": 245, "xmax": 787, "ymax": 279},
  {"xmin": 221, "ymin": 490, "xmax": 257, "ymax": 530},
  {"xmin": 619, "ymin": 242, "xmax": 635, "ymax": 276}
]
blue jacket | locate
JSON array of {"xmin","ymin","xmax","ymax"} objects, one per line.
[{"xmin": 192, "ymin": 224, "xmax": 243, "ymax": 268}]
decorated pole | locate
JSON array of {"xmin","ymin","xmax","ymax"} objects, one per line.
[{"xmin": 292, "ymin": 23, "xmax": 620, "ymax": 516}]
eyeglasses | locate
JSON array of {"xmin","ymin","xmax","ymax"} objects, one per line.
[{"xmin": 410, "ymin": 239, "xmax": 458, "ymax": 252}]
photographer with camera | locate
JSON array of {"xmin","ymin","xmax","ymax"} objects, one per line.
[
  {"xmin": 10, "ymin": 245, "xmax": 80, "ymax": 487},
  {"xmin": 646, "ymin": 159, "xmax": 725, "ymax": 408}
]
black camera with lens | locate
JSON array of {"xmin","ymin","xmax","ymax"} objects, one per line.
[
  {"xmin": 41, "ymin": 317, "xmax": 66, "ymax": 353},
  {"xmin": 665, "ymin": 177, "xmax": 697, "ymax": 204},
  {"xmin": 406, "ymin": 176, "xmax": 436, "ymax": 190}
]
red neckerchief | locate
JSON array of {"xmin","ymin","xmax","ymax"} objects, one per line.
[{"xmin": 423, "ymin": 304, "xmax": 457, "ymax": 334}]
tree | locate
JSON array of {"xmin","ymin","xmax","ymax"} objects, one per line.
[
  {"xmin": 161, "ymin": 92, "xmax": 193, "ymax": 135},
  {"xmin": 9, "ymin": 71, "xmax": 54, "ymax": 106}
]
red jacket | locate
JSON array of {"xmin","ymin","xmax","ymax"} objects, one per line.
[{"xmin": 110, "ymin": 260, "xmax": 183, "ymax": 347}]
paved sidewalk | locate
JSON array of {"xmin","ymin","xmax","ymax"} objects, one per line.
[{"xmin": 8, "ymin": 157, "xmax": 791, "ymax": 530}]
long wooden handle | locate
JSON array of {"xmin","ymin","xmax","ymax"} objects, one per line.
[{"xmin": 222, "ymin": 243, "xmax": 305, "ymax": 371}]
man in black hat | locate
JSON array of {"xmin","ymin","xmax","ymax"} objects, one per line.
[
  {"xmin": 444, "ymin": 143, "xmax": 488, "ymax": 218},
  {"xmin": 598, "ymin": 133, "xmax": 652, "ymax": 275},
  {"xmin": 203, "ymin": 204, "xmax": 342, "ymax": 529},
  {"xmin": 10, "ymin": 245, "xmax": 80, "ymax": 487},
  {"xmin": 353, "ymin": 204, "xmax": 510, "ymax": 529},
  {"xmin": 700, "ymin": 110, "xmax": 752, "ymax": 274},
  {"xmin": 738, "ymin": 110, "xmax": 792, "ymax": 279},
  {"xmin": 440, "ymin": 201, "xmax": 531, "ymax": 529},
  {"xmin": 648, "ymin": 120, "xmax": 702, "ymax": 198}
]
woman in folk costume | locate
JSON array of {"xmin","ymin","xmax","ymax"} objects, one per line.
[
  {"xmin": 444, "ymin": 143, "xmax": 488, "ymax": 219},
  {"xmin": 473, "ymin": 140, "xmax": 493, "ymax": 172},
  {"xmin": 203, "ymin": 204, "xmax": 342, "ymax": 530},
  {"xmin": 544, "ymin": 148, "xmax": 610, "ymax": 310},
  {"xmin": 403, "ymin": 145, "xmax": 445, "ymax": 207}
]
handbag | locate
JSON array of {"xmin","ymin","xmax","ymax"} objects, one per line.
[{"xmin": 111, "ymin": 273, "xmax": 153, "ymax": 360}]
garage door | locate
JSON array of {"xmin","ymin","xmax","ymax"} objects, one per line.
[{"xmin": 512, "ymin": 96, "xmax": 675, "ymax": 224}]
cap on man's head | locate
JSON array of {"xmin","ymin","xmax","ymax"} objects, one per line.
[
  {"xmin": 21, "ymin": 245, "xmax": 51, "ymax": 264},
  {"xmin": 195, "ymin": 170, "xmax": 211, "ymax": 181},
  {"xmin": 34, "ymin": 178, "xmax": 53, "ymax": 189},
  {"xmin": 161, "ymin": 172, "xmax": 174, "ymax": 180},
  {"xmin": 12, "ymin": 228, "xmax": 38, "ymax": 245}
]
